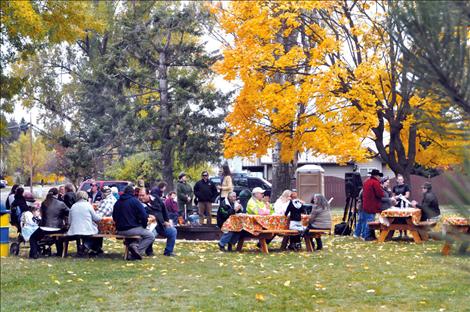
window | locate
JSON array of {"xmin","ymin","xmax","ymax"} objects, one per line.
[
  {"xmin": 248, "ymin": 178, "xmax": 267, "ymax": 190},
  {"xmin": 234, "ymin": 178, "xmax": 248, "ymax": 188}
]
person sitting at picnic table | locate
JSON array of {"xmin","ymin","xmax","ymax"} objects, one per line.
[
  {"xmin": 246, "ymin": 187, "xmax": 272, "ymax": 215},
  {"xmin": 20, "ymin": 193, "xmax": 41, "ymax": 243},
  {"xmin": 111, "ymin": 186, "xmax": 120, "ymax": 200},
  {"xmin": 138, "ymin": 188, "xmax": 177, "ymax": 257},
  {"xmin": 58, "ymin": 185, "xmax": 66, "ymax": 201},
  {"xmin": 273, "ymin": 190, "xmax": 292, "ymax": 215},
  {"xmin": 97, "ymin": 186, "xmax": 116, "ymax": 217},
  {"xmin": 411, "ymin": 182, "xmax": 441, "ymax": 222},
  {"xmin": 164, "ymin": 191, "xmax": 179, "ymax": 225},
  {"xmin": 305, "ymin": 194, "xmax": 332, "ymax": 250},
  {"xmin": 67, "ymin": 191, "xmax": 103, "ymax": 256},
  {"xmin": 113, "ymin": 185, "xmax": 156, "ymax": 260},
  {"xmin": 217, "ymin": 191, "xmax": 243, "ymax": 251},
  {"xmin": 285, "ymin": 196, "xmax": 306, "ymax": 251},
  {"xmin": 381, "ymin": 177, "xmax": 396, "ymax": 211},
  {"xmin": 63, "ymin": 183, "xmax": 77, "ymax": 208},
  {"xmin": 151, "ymin": 181, "xmax": 167, "ymax": 199},
  {"xmin": 88, "ymin": 182, "xmax": 103, "ymax": 203},
  {"xmin": 29, "ymin": 188, "xmax": 69, "ymax": 259}
]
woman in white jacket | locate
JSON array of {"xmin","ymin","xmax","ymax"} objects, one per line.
[
  {"xmin": 273, "ymin": 190, "xmax": 292, "ymax": 215},
  {"xmin": 68, "ymin": 191, "xmax": 103, "ymax": 256}
]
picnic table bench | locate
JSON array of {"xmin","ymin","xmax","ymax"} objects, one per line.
[
  {"xmin": 235, "ymin": 229, "xmax": 330, "ymax": 254},
  {"xmin": 48, "ymin": 233, "xmax": 141, "ymax": 259}
]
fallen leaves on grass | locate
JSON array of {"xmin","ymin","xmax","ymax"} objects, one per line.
[
  {"xmin": 283, "ymin": 280, "xmax": 291, "ymax": 287},
  {"xmin": 366, "ymin": 289, "xmax": 376, "ymax": 293},
  {"xmin": 255, "ymin": 293, "xmax": 265, "ymax": 301}
]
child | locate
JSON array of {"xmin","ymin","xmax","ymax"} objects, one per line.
[
  {"xmin": 285, "ymin": 196, "xmax": 306, "ymax": 250},
  {"xmin": 306, "ymin": 194, "xmax": 332, "ymax": 250},
  {"xmin": 20, "ymin": 201, "xmax": 41, "ymax": 242}
]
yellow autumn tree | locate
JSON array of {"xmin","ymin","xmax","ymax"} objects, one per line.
[{"xmin": 212, "ymin": 0, "xmax": 466, "ymax": 183}]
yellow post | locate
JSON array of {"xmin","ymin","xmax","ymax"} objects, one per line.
[{"xmin": 0, "ymin": 212, "xmax": 10, "ymax": 257}]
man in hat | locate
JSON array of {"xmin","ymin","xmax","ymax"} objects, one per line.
[
  {"xmin": 246, "ymin": 187, "xmax": 272, "ymax": 215},
  {"xmin": 411, "ymin": 182, "xmax": 440, "ymax": 222},
  {"xmin": 358, "ymin": 169, "xmax": 385, "ymax": 241},
  {"xmin": 176, "ymin": 172, "xmax": 193, "ymax": 222}
]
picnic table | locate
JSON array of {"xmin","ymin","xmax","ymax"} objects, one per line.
[
  {"xmin": 371, "ymin": 208, "xmax": 436, "ymax": 243},
  {"xmin": 221, "ymin": 214, "xmax": 329, "ymax": 253},
  {"xmin": 441, "ymin": 217, "xmax": 469, "ymax": 255}
]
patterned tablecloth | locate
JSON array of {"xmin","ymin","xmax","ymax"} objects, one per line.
[
  {"xmin": 221, "ymin": 214, "xmax": 310, "ymax": 235},
  {"xmin": 98, "ymin": 217, "xmax": 116, "ymax": 235},
  {"xmin": 380, "ymin": 208, "xmax": 422, "ymax": 225},
  {"xmin": 443, "ymin": 217, "xmax": 469, "ymax": 226}
]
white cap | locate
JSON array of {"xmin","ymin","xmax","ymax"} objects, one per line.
[{"xmin": 252, "ymin": 187, "xmax": 265, "ymax": 194}]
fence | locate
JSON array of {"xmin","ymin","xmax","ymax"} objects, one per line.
[{"xmin": 324, "ymin": 173, "xmax": 465, "ymax": 208}]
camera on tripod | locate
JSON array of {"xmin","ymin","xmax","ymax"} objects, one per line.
[{"xmin": 344, "ymin": 172, "xmax": 363, "ymax": 198}]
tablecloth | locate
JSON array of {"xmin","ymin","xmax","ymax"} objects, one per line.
[
  {"xmin": 443, "ymin": 217, "xmax": 469, "ymax": 226},
  {"xmin": 98, "ymin": 217, "xmax": 116, "ymax": 234},
  {"xmin": 380, "ymin": 208, "xmax": 422, "ymax": 225},
  {"xmin": 221, "ymin": 214, "xmax": 310, "ymax": 235}
]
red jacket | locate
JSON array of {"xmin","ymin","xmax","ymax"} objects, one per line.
[{"xmin": 362, "ymin": 176, "xmax": 384, "ymax": 214}]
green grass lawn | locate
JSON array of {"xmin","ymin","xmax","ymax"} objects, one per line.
[{"xmin": 1, "ymin": 213, "xmax": 469, "ymax": 311}]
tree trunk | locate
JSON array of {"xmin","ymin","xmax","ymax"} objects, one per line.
[
  {"xmin": 271, "ymin": 142, "xmax": 292, "ymax": 201},
  {"xmin": 158, "ymin": 34, "xmax": 174, "ymax": 190}
]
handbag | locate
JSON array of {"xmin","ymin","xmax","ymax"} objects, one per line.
[{"xmin": 334, "ymin": 222, "xmax": 351, "ymax": 235}]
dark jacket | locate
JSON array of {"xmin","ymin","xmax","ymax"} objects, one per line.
[
  {"xmin": 362, "ymin": 177, "xmax": 385, "ymax": 214},
  {"xmin": 417, "ymin": 191, "xmax": 440, "ymax": 220},
  {"xmin": 217, "ymin": 197, "xmax": 241, "ymax": 228},
  {"xmin": 176, "ymin": 181, "xmax": 193, "ymax": 204},
  {"xmin": 112, "ymin": 193, "xmax": 148, "ymax": 231},
  {"xmin": 10, "ymin": 195, "xmax": 29, "ymax": 226},
  {"xmin": 40, "ymin": 198, "xmax": 69, "ymax": 229},
  {"xmin": 143, "ymin": 195, "xmax": 169, "ymax": 230},
  {"xmin": 381, "ymin": 188, "xmax": 394, "ymax": 210},
  {"xmin": 194, "ymin": 179, "xmax": 218, "ymax": 203},
  {"xmin": 63, "ymin": 192, "xmax": 76, "ymax": 209},
  {"xmin": 88, "ymin": 191, "xmax": 103, "ymax": 203},
  {"xmin": 285, "ymin": 200, "xmax": 306, "ymax": 222},
  {"xmin": 11, "ymin": 196, "xmax": 29, "ymax": 214}
]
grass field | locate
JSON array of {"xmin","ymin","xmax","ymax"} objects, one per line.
[{"xmin": 1, "ymin": 213, "xmax": 469, "ymax": 312}]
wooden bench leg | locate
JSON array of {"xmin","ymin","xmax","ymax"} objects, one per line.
[
  {"xmin": 280, "ymin": 236, "xmax": 289, "ymax": 250},
  {"xmin": 62, "ymin": 240, "xmax": 69, "ymax": 258},
  {"xmin": 304, "ymin": 236, "xmax": 313, "ymax": 252},
  {"xmin": 442, "ymin": 242, "xmax": 452, "ymax": 256},
  {"xmin": 236, "ymin": 237, "xmax": 245, "ymax": 252},
  {"xmin": 410, "ymin": 230, "xmax": 422, "ymax": 243},
  {"xmin": 419, "ymin": 229, "xmax": 429, "ymax": 241},
  {"xmin": 259, "ymin": 238, "xmax": 269, "ymax": 254},
  {"xmin": 378, "ymin": 229, "xmax": 389, "ymax": 243}
]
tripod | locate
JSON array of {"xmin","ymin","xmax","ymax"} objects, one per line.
[{"xmin": 341, "ymin": 196, "xmax": 358, "ymax": 235}]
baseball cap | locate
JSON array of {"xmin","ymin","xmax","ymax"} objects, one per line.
[{"xmin": 252, "ymin": 187, "xmax": 265, "ymax": 194}]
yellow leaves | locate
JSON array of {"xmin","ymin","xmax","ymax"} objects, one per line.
[
  {"xmin": 255, "ymin": 293, "xmax": 265, "ymax": 301},
  {"xmin": 283, "ymin": 280, "xmax": 291, "ymax": 287}
]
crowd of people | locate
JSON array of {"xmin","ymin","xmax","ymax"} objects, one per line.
[{"xmin": 4, "ymin": 166, "xmax": 440, "ymax": 260}]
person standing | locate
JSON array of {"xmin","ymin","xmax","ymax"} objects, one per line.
[
  {"xmin": 360, "ymin": 169, "xmax": 384, "ymax": 241},
  {"xmin": 217, "ymin": 165, "xmax": 233, "ymax": 203},
  {"xmin": 176, "ymin": 173, "xmax": 193, "ymax": 222},
  {"xmin": 5, "ymin": 184, "xmax": 19, "ymax": 211},
  {"xmin": 217, "ymin": 192, "xmax": 242, "ymax": 251},
  {"xmin": 411, "ymin": 182, "xmax": 440, "ymax": 222},
  {"xmin": 10, "ymin": 187, "xmax": 28, "ymax": 232},
  {"xmin": 138, "ymin": 188, "xmax": 177, "ymax": 257},
  {"xmin": 392, "ymin": 174, "xmax": 411, "ymax": 208},
  {"xmin": 67, "ymin": 191, "xmax": 103, "ymax": 256},
  {"xmin": 194, "ymin": 171, "xmax": 218, "ymax": 225},
  {"xmin": 112, "ymin": 186, "xmax": 155, "ymax": 260}
]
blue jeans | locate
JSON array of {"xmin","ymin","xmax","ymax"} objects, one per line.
[
  {"xmin": 354, "ymin": 211, "xmax": 375, "ymax": 239},
  {"xmin": 219, "ymin": 232, "xmax": 240, "ymax": 247},
  {"xmin": 154, "ymin": 226, "xmax": 177, "ymax": 255}
]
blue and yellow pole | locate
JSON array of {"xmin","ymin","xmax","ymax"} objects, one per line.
[{"xmin": 0, "ymin": 203, "xmax": 9, "ymax": 257}]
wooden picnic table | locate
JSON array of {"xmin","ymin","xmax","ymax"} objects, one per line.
[
  {"xmin": 441, "ymin": 217, "xmax": 469, "ymax": 255},
  {"xmin": 221, "ymin": 214, "xmax": 329, "ymax": 253},
  {"xmin": 372, "ymin": 208, "xmax": 436, "ymax": 243}
]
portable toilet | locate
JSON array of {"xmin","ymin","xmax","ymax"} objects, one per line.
[{"xmin": 296, "ymin": 165, "xmax": 325, "ymax": 203}]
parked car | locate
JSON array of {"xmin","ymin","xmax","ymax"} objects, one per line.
[
  {"xmin": 209, "ymin": 173, "xmax": 272, "ymax": 216},
  {"xmin": 0, "ymin": 180, "xmax": 7, "ymax": 189},
  {"xmin": 78, "ymin": 180, "xmax": 132, "ymax": 195}
]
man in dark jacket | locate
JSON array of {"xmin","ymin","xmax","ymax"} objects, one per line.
[
  {"xmin": 113, "ymin": 186, "xmax": 155, "ymax": 260},
  {"xmin": 412, "ymin": 182, "xmax": 440, "ymax": 221},
  {"xmin": 217, "ymin": 192, "xmax": 242, "ymax": 251},
  {"xmin": 138, "ymin": 188, "xmax": 177, "ymax": 257},
  {"xmin": 88, "ymin": 182, "xmax": 103, "ymax": 203},
  {"xmin": 194, "ymin": 171, "xmax": 218, "ymax": 225},
  {"xmin": 359, "ymin": 169, "xmax": 384, "ymax": 241}
]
